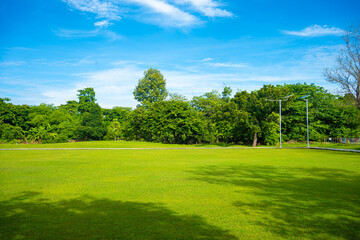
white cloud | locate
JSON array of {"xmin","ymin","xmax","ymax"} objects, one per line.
[
  {"xmin": 206, "ymin": 62, "xmax": 248, "ymax": 68},
  {"xmin": 200, "ymin": 57, "xmax": 214, "ymax": 62},
  {"xmin": 54, "ymin": 29, "xmax": 99, "ymax": 38},
  {"xmin": 42, "ymin": 88, "xmax": 79, "ymax": 105},
  {"xmin": 63, "ymin": 0, "xmax": 121, "ymax": 20},
  {"xmin": 187, "ymin": 57, "xmax": 214, "ymax": 62},
  {"xmin": 41, "ymin": 66, "xmax": 247, "ymax": 107},
  {"xmin": 42, "ymin": 66, "xmax": 142, "ymax": 107},
  {"xmin": 94, "ymin": 20, "xmax": 111, "ymax": 28},
  {"xmin": 283, "ymin": 25, "xmax": 344, "ymax": 37},
  {"xmin": 62, "ymin": 0, "xmax": 231, "ymax": 29},
  {"xmin": 0, "ymin": 61, "xmax": 26, "ymax": 66},
  {"xmin": 78, "ymin": 56, "xmax": 95, "ymax": 65},
  {"xmin": 129, "ymin": 0, "xmax": 200, "ymax": 27},
  {"xmin": 187, "ymin": 58, "xmax": 247, "ymax": 67},
  {"xmin": 174, "ymin": 0, "xmax": 233, "ymax": 17},
  {"xmin": 54, "ymin": 28, "xmax": 122, "ymax": 40},
  {"xmin": 38, "ymin": 51, "xmax": 326, "ymax": 107}
]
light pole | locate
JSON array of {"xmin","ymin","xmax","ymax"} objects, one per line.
[
  {"xmin": 266, "ymin": 95, "xmax": 292, "ymax": 148},
  {"xmin": 299, "ymin": 95, "xmax": 310, "ymax": 148}
]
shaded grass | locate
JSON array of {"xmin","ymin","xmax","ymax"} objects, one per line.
[
  {"xmin": 0, "ymin": 192, "xmax": 235, "ymax": 240},
  {"xmin": 190, "ymin": 165, "xmax": 360, "ymax": 239},
  {"xmin": 0, "ymin": 149, "xmax": 359, "ymax": 239}
]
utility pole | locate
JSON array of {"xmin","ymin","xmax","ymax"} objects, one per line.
[
  {"xmin": 266, "ymin": 95, "xmax": 292, "ymax": 148},
  {"xmin": 299, "ymin": 95, "xmax": 310, "ymax": 148}
]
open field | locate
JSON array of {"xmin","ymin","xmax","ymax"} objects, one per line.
[
  {"xmin": 0, "ymin": 148, "xmax": 359, "ymax": 239},
  {"xmin": 0, "ymin": 140, "xmax": 359, "ymax": 150},
  {"xmin": 0, "ymin": 141, "xmax": 241, "ymax": 149}
]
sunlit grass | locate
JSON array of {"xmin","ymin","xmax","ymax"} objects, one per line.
[
  {"xmin": 0, "ymin": 140, "xmax": 359, "ymax": 150},
  {"xmin": 0, "ymin": 140, "xmax": 244, "ymax": 148},
  {"xmin": 0, "ymin": 148, "xmax": 359, "ymax": 239}
]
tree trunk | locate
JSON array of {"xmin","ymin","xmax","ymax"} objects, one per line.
[
  {"xmin": 252, "ymin": 132, "xmax": 258, "ymax": 147},
  {"xmin": 174, "ymin": 131, "xmax": 178, "ymax": 144}
]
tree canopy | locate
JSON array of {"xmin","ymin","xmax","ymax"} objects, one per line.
[
  {"xmin": 1, "ymin": 70, "xmax": 360, "ymax": 145},
  {"xmin": 133, "ymin": 68, "xmax": 168, "ymax": 106}
]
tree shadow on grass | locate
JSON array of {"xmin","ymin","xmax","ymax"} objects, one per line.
[
  {"xmin": 189, "ymin": 165, "xmax": 360, "ymax": 239},
  {"xmin": 0, "ymin": 192, "xmax": 236, "ymax": 240}
]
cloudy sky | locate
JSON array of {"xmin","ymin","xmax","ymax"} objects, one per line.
[{"xmin": 1, "ymin": 0, "xmax": 359, "ymax": 108}]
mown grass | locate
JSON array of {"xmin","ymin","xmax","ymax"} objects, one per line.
[
  {"xmin": 1, "ymin": 140, "xmax": 359, "ymax": 150},
  {"xmin": 0, "ymin": 148, "xmax": 359, "ymax": 239},
  {"xmin": 0, "ymin": 140, "xmax": 243, "ymax": 149}
]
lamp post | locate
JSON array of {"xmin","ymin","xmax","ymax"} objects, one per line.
[
  {"xmin": 266, "ymin": 95, "xmax": 292, "ymax": 148},
  {"xmin": 299, "ymin": 95, "xmax": 310, "ymax": 148}
]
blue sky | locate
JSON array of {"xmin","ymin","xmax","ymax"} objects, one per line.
[{"xmin": 1, "ymin": 0, "xmax": 359, "ymax": 108}]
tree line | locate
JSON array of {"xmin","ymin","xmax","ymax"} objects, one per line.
[{"xmin": 1, "ymin": 68, "xmax": 360, "ymax": 145}]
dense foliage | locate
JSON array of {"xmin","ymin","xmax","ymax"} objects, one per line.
[
  {"xmin": 133, "ymin": 68, "xmax": 168, "ymax": 106},
  {"xmin": 1, "ymin": 69, "xmax": 360, "ymax": 145}
]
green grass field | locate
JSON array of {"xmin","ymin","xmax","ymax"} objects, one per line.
[
  {"xmin": 0, "ymin": 140, "xmax": 241, "ymax": 149},
  {"xmin": 1, "ymin": 140, "xmax": 359, "ymax": 150},
  {"xmin": 0, "ymin": 148, "xmax": 359, "ymax": 239}
]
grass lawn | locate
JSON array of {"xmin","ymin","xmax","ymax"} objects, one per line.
[
  {"xmin": 1, "ymin": 140, "xmax": 359, "ymax": 150},
  {"xmin": 0, "ymin": 140, "xmax": 244, "ymax": 149},
  {"xmin": 0, "ymin": 148, "xmax": 359, "ymax": 239}
]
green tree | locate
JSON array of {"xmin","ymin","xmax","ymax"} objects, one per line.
[
  {"xmin": 77, "ymin": 88, "xmax": 96, "ymax": 104},
  {"xmin": 0, "ymin": 124, "xmax": 24, "ymax": 142},
  {"xmin": 106, "ymin": 119, "xmax": 122, "ymax": 141},
  {"xmin": 124, "ymin": 100, "xmax": 207, "ymax": 144},
  {"xmin": 133, "ymin": 68, "xmax": 168, "ymax": 106},
  {"xmin": 27, "ymin": 126, "xmax": 48, "ymax": 143},
  {"xmin": 77, "ymin": 103, "xmax": 107, "ymax": 140},
  {"xmin": 191, "ymin": 90, "xmax": 222, "ymax": 118},
  {"xmin": 282, "ymin": 83, "xmax": 348, "ymax": 141},
  {"xmin": 123, "ymin": 106, "xmax": 147, "ymax": 141},
  {"xmin": 77, "ymin": 88, "xmax": 97, "ymax": 114},
  {"xmin": 59, "ymin": 100, "xmax": 79, "ymax": 115},
  {"xmin": 103, "ymin": 107, "xmax": 131, "ymax": 125},
  {"xmin": 0, "ymin": 99, "xmax": 30, "ymax": 131},
  {"xmin": 233, "ymin": 85, "xmax": 290, "ymax": 146},
  {"xmin": 211, "ymin": 101, "xmax": 244, "ymax": 143},
  {"xmin": 221, "ymin": 85, "xmax": 232, "ymax": 103},
  {"xmin": 76, "ymin": 88, "xmax": 106, "ymax": 140},
  {"xmin": 146, "ymin": 99, "xmax": 207, "ymax": 144},
  {"xmin": 48, "ymin": 108, "xmax": 79, "ymax": 142}
]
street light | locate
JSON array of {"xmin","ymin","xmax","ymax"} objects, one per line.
[
  {"xmin": 299, "ymin": 95, "xmax": 310, "ymax": 148},
  {"xmin": 265, "ymin": 95, "xmax": 292, "ymax": 148}
]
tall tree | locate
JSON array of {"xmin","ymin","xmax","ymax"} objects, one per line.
[
  {"xmin": 191, "ymin": 90, "xmax": 222, "ymax": 118},
  {"xmin": 77, "ymin": 103, "xmax": 107, "ymax": 140},
  {"xmin": 324, "ymin": 25, "xmax": 360, "ymax": 109},
  {"xmin": 211, "ymin": 101, "xmax": 244, "ymax": 143},
  {"xmin": 76, "ymin": 88, "xmax": 106, "ymax": 140},
  {"xmin": 77, "ymin": 88, "xmax": 97, "ymax": 113},
  {"xmin": 233, "ymin": 85, "xmax": 291, "ymax": 146},
  {"xmin": 77, "ymin": 88, "xmax": 96, "ymax": 104},
  {"xmin": 221, "ymin": 85, "xmax": 232, "ymax": 103},
  {"xmin": 106, "ymin": 119, "xmax": 122, "ymax": 141},
  {"xmin": 133, "ymin": 68, "xmax": 168, "ymax": 106}
]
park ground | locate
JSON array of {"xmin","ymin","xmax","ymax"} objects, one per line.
[
  {"xmin": 0, "ymin": 140, "xmax": 359, "ymax": 150},
  {"xmin": 0, "ymin": 145, "xmax": 359, "ymax": 239}
]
